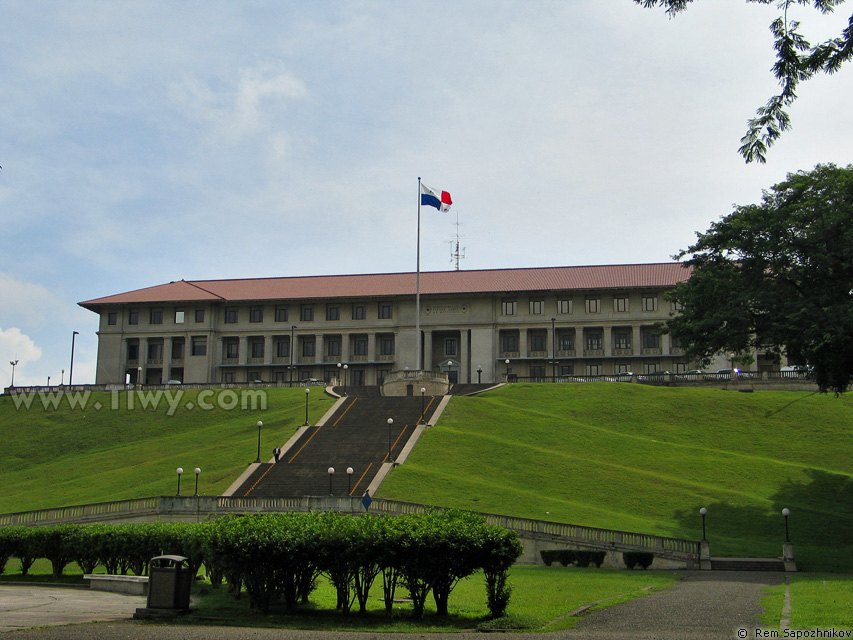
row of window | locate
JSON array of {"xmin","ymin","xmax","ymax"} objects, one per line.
[
  {"xmin": 500, "ymin": 330, "xmax": 665, "ymax": 352},
  {"xmin": 127, "ymin": 335, "xmax": 396, "ymax": 362},
  {"xmin": 501, "ymin": 294, "xmax": 661, "ymax": 316},
  {"xmin": 519, "ymin": 361, "xmax": 679, "ymax": 377},
  {"xmin": 110, "ymin": 303, "xmax": 395, "ymax": 327}
]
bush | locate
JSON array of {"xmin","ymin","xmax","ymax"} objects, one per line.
[
  {"xmin": 540, "ymin": 549, "xmax": 606, "ymax": 568},
  {"xmin": 623, "ymin": 551, "xmax": 654, "ymax": 569}
]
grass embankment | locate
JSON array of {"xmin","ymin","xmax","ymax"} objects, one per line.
[
  {"xmin": 0, "ymin": 388, "xmax": 335, "ymax": 513},
  {"xmin": 2, "ymin": 383, "xmax": 852, "ymax": 572},
  {"xmin": 378, "ymin": 384, "xmax": 853, "ymax": 572}
]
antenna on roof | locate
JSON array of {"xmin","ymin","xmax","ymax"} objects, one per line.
[{"xmin": 449, "ymin": 210, "xmax": 466, "ymax": 271}]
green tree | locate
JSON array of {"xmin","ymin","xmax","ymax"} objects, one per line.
[
  {"xmin": 664, "ymin": 163, "xmax": 853, "ymax": 393},
  {"xmin": 635, "ymin": 0, "xmax": 853, "ymax": 163}
]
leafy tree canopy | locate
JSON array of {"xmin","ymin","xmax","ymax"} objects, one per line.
[
  {"xmin": 636, "ymin": 0, "xmax": 853, "ymax": 163},
  {"xmin": 664, "ymin": 163, "xmax": 853, "ymax": 393}
]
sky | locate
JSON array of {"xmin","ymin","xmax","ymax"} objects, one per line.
[{"xmin": 1, "ymin": 0, "xmax": 851, "ymax": 387}]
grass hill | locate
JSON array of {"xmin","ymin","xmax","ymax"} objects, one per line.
[
  {"xmin": 379, "ymin": 384, "xmax": 853, "ymax": 572},
  {"xmin": 1, "ymin": 383, "xmax": 851, "ymax": 571},
  {"xmin": 0, "ymin": 387, "xmax": 335, "ymax": 512}
]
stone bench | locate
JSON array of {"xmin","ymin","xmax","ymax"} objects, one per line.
[{"xmin": 83, "ymin": 574, "xmax": 149, "ymax": 596}]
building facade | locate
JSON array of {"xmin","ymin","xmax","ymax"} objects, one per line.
[{"xmin": 80, "ymin": 263, "xmax": 698, "ymax": 386}]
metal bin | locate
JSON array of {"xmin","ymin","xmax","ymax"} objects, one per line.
[{"xmin": 146, "ymin": 555, "xmax": 192, "ymax": 610}]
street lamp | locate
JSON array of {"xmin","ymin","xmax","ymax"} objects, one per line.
[
  {"xmin": 505, "ymin": 358, "xmax": 510, "ymax": 382},
  {"xmin": 343, "ymin": 363, "xmax": 348, "ymax": 395},
  {"xmin": 290, "ymin": 325, "xmax": 297, "ymax": 385},
  {"xmin": 69, "ymin": 331, "xmax": 79, "ymax": 386},
  {"xmin": 304, "ymin": 387, "xmax": 310, "ymax": 426},
  {"xmin": 699, "ymin": 507, "xmax": 708, "ymax": 541},
  {"xmin": 420, "ymin": 387, "xmax": 426, "ymax": 425},
  {"xmin": 254, "ymin": 421, "xmax": 263, "ymax": 463},
  {"xmin": 194, "ymin": 468, "xmax": 201, "ymax": 496},
  {"xmin": 327, "ymin": 466, "xmax": 335, "ymax": 495},
  {"xmin": 346, "ymin": 466, "xmax": 354, "ymax": 494},
  {"xmin": 782, "ymin": 508, "xmax": 791, "ymax": 542},
  {"xmin": 477, "ymin": 366, "xmax": 482, "ymax": 384},
  {"xmin": 176, "ymin": 467, "xmax": 184, "ymax": 496},
  {"xmin": 47, "ymin": 376, "xmax": 50, "ymax": 387},
  {"xmin": 8, "ymin": 360, "xmax": 18, "ymax": 387},
  {"xmin": 137, "ymin": 366, "xmax": 143, "ymax": 387},
  {"xmin": 387, "ymin": 417, "xmax": 394, "ymax": 463}
]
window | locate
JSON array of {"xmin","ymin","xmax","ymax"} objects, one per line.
[
  {"xmin": 148, "ymin": 342, "xmax": 163, "ymax": 361},
  {"xmin": 275, "ymin": 307, "xmax": 288, "ymax": 322},
  {"xmin": 586, "ymin": 364, "xmax": 601, "ymax": 376},
  {"xmin": 530, "ymin": 334, "xmax": 547, "ymax": 351},
  {"xmin": 191, "ymin": 337, "xmax": 207, "ymax": 356},
  {"xmin": 224, "ymin": 339, "xmax": 239, "ymax": 359},
  {"xmin": 129, "ymin": 310, "xmax": 139, "ymax": 325},
  {"xmin": 445, "ymin": 338, "xmax": 457, "ymax": 356},
  {"xmin": 221, "ymin": 371, "xmax": 235, "ymax": 383},
  {"xmin": 276, "ymin": 339, "xmax": 290, "ymax": 358},
  {"xmin": 585, "ymin": 297, "xmax": 601, "ymax": 314},
  {"xmin": 127, "ymin": 341, "xmax": 139, "ymax": 361},
  {"xmin": 671, "ymin": 336, "xmax": 682, "ymax": 349},
  {"xmin": 327, "ymin": 306, "xmax": 340, "ymax": 321},
  {"xmin": 225, "ymin": 309, "xmax": 238, "ymax": 324},
  {"xmin": 378, "ymin": 303, "xmax": 393, "ymax": 319},
  {"xmin": 353, "ymin": 337, "xmax": 368, "ymax": 356},
  {"xmin": 614, "ymin": 331, "xmax": 631, "ymax": 350},
  {"xmin": 501, "ymin": 299, "xmax": 517, "ymax": 315},
  {"xmin": 558, "ymin": 299, "xmax": 572, "ymax": 314},
  {"xmin": 530, "ymin": 365, "xmax": 546, "ymax": 379},
  {"xmin": 107, "ymin": 312, "xmax": 117, "ymax": 326},
  {"xmin": 172, "ymin": 339, "xmax": 185, "ymax": 359},
  {"xmin": 643, "ymin": 332, "xmax": 661, "ymax": 349},
  {"xmin": 501, "ymin": 333, "xmax": 518, "ymax": 353},
  {"xmin": 250, "ymin": 339, "xmax": 264, "ymax": 359},
  {"xmin": 586, "ymin": 333, "xmax": 603, "ymax": 351},
  {"xmin": 530, "ymin": 300, "xmax": 544, "ymax": 315},
  {"xmin": 250, "ymin": 307, "xmax": 263, "ymax": 323},
  {"xmin": 643, "ymin": 295, "xmax": 658, "ymax": 312},
  {"xmin": 614, "ymin": 296, "xmax": 628, "ymax": 313},
  {"xmin": 175, "ymin": 310, "xmax": 185, "ymax": 324},
  {"xmin": 301, "ymin": 306, "xmax": 314, "ymax": 322},
  {"xmin": 352, "ymin": 304, "xmax": 366, "ymax": 320},
  {"xmin": 327, "ymin": 339, "xmax": 341, "ymax": 357},
  {"xmin": 559, "ymin": 364, "xmax": 574, "ymax": 376},
  {"xmin": 302, "ymin": 339, "xmax": 316, "ymax": 357},
  {"xmin": 150, "ymin": 310, "xmax": 163, "ymax": 325},
  {"xmin": 558, "ymin": 333, "xmax": 574, "ymax": 351},
  {"xmin": 379, "ymin": 336, "xmax": 395, "ymax": 356},
  {"xmin": 671, "ymin": 300, "xmax": 684, "ymax": 312},
  {"xmin": 195, "ymin": 309, "xmax": 205, "ymax": 323}
]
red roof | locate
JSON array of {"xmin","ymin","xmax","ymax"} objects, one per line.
[{"xmin": 79, "ymin": 263, "xmax": 691, "ymax": 308}]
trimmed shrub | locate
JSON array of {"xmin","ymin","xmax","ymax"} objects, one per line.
[{"xmin": 623, "ymin": 551, "xmax": 654, "ymax": 569}]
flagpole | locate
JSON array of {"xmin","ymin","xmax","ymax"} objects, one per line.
[{"xmin": 416, "ymin": 177, "xmax": 422, "ymax": 371}]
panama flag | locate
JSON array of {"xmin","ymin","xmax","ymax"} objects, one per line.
[{"xmin": 420, "ymin": 183, "xmax": 453, "ymax": 212}]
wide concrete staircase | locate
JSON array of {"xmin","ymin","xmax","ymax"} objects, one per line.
[{"xmin": 230, "ymin": 388, "xmax": 440, "ymax": 498}]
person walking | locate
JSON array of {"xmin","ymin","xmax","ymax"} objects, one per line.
[{"xmin": 273, "ymin": 446, "xmax": 281, "ymax": 463}]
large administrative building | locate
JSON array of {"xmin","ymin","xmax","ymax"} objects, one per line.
[{"xmin": 80, "ymin": 262, "xmax": 702, "ymax": 386}]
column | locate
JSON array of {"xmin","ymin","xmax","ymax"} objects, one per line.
[
  {"xmin": 423, "ymin": 330, "xmax": 433, "ymax": 371},
  {"xmin": 460, "ymin": 330, "xmax": 469, "ymax": 383}
]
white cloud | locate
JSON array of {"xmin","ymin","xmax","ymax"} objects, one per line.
[{"xmin": 0, "ymin": 326, "xmax": 42, "ymax": 387}]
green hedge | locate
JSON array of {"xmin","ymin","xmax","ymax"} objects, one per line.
[
  {"xmin": 1, "ymin": 510, "xmax": 522, "ymax": 619},
  {"xmin": 539, "ymin": 549, "xmax": 606, "ymax": 568}
]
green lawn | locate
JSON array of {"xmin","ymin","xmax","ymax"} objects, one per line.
[
  {"xmin": 378, "ymin": 384, "xmax": 853, "ymax": 572},
  {"xmin": 760, "ymin": 575, "xmax": 853, "ymax": 630},
  {"xmin": 0, "ymin": 560, "xmax": 676, "ymax": 632},
  {"xmin": 2, "ymin": 383, "xmax": 851, "ymax": 572},
  {"xmin": 0, "ymin": 388, "xmax": 335, "ymax": 513}
]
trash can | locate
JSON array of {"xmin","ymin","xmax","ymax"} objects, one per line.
[{"xmin": 146, "ymin": 555, "xmax": 192, "ymax": 610}]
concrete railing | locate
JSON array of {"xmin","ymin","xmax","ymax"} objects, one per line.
[{"xmin": 0, "ymin": 495, "xmax": 698, "ymax": 563}]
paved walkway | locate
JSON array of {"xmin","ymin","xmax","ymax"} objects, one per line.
[{"xmin": 0, "ymin": 571, "xmax": 786, "ymax": 639}]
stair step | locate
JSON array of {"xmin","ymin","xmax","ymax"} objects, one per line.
[{"xmin": 710, "ymin": 558, "xmax": 786, "ymax": 572}]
